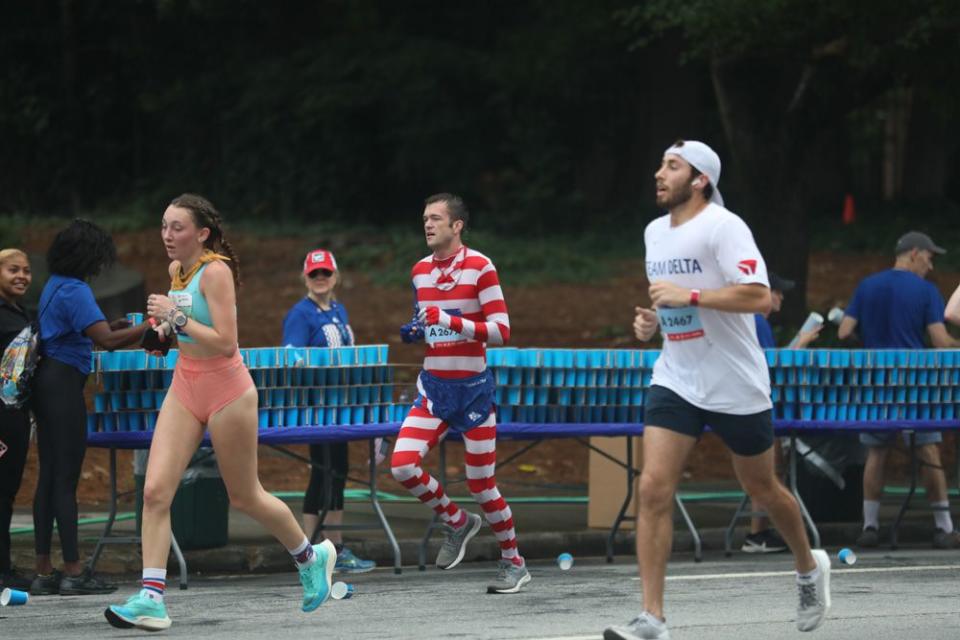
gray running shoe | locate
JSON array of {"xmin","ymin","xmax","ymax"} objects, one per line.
[
  {"xmin": 932, "ymin": 528, "xmax": 960, "ymax": 549},
  {"xmin": 435, "ymin": 512, "xmax": 482, "ymax": 570},
  {"xmin": 486, "ymin": 559, "xmax": 531, "ymax": 594},
  {"xmin": 603, "ymin": 612, "xmax": 670, "ymax": 640},
  {"xmin": 856, "ymin": 526, "xmax": 879, "ymax": 548},
  {"xmin": 796, "ymin": 549, "xmax": 831, "ymax": 632}
]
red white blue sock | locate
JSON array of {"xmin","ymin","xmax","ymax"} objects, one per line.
[
  {"xmin": 141, "ymin": 568, "xmax": 166, "ymax": 603},
  {"xmin": 289, "ymin": 538, "xmax": 317, "ymax": 568}
]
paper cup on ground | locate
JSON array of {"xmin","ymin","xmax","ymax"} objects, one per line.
[
  {"xmin": 1, "ymin": 588, "xmax": 28, "ymax": 606},
  {"xmin": 331, "ymin": 581, "xmax": 354, "ymax": 600},
  {"xmin": 837, "ymin": 548, "xmax": 857, "ymax": 565},
  {"xmin": 557, "ymin": 553, "xmax": 574, "ymax": 571}
]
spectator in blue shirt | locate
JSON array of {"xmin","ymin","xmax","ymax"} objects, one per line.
[
  {"xmin": 838, "ymin": 231, "xmax": 960, "ymax": 549},
  {"xmin": 30, "ymin": 220, "xmax": 148, "ymax": 596},
  {"xmin": 745, "ymin": 273, "xmax": 821, "ymax": 554},
  {"xmin": 282, "ymin": 249, "xmax": 374, "ymax": 574}
]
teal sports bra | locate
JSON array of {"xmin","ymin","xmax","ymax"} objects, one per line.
[{"xmin": 168, "ymin": 263, "xmax": 214, "ymax": 344}]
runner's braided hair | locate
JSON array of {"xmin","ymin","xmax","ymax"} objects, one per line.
[{"xmin": 169, "ymin": 194, "xmax": 241, "ymax": 289}]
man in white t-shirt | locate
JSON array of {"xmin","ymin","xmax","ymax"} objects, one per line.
[{"xmin": 603, "ymin": 140, "xmax": 831, "ymax": 640}]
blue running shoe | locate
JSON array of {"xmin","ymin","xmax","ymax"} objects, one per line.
[
  {"xmin": 335, "ymin": 548, "xmax": 376, "ymax": 574},
  {"xmin": 299, "ymin": 539, "xmax": 336, "ymax": 612},
  {"xmin": 104, "ymin": 591, "xmax": 172, "ymax": 631}
]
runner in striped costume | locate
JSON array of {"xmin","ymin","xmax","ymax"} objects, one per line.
[{"xmin": 392, "ymin": 193, "xmax": 531, "ymax": 594}]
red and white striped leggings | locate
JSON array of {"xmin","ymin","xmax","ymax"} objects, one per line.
[{"xmin": 390, "ymin": 402, "xmax": 520, "ymax": 562}]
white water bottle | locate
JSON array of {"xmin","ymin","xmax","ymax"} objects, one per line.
[{"xmin": 787, "ymin": 312, "xmax": 824, "ymax": 347}]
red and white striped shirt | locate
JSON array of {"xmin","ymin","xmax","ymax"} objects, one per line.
[{"xmin": 413, "ymin": 246, "xmax": 510, "ymax": 378}]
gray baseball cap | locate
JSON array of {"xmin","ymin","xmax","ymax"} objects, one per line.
[{"xmin": 895, "ymin": 231, "xmax": 945, "ymax": 255}]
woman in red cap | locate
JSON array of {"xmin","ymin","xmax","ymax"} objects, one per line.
[{"xmin": 282, "ymin": 249, "xmax": 374, "ymax": 574}]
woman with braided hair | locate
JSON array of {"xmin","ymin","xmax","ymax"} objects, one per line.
[{"xmin": 105, "ymin": 195, "xmax": 335, "ymax": 632}]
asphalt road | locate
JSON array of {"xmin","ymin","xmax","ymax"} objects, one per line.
[{"xmin": 4, "ymin": 549, "xmax": 959, "ymax": 639}]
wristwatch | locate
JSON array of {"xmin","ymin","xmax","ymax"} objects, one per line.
[{"xmin": 169, "ymin": 309, "xmax": 188, "ymax": 329}]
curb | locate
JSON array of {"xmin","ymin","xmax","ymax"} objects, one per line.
[{"xmin": 10, "ymin": 520, "xmax": 944, "ymax": 578}]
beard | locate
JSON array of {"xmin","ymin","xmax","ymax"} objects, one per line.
[{"xmin": 656, "ymin": 182, "xmax": 694, "ymax": 210}]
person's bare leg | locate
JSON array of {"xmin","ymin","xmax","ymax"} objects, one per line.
[
  {"xmin": 918, "ymin": 444, "xmax": 948, "ymax": 504},
  {"xmin": 732, "ymin": 447, "xmax": 815, "ymax": 573},
  {"xmin": 304, "ymin": 511, "xmax": 344, "ymax": 546},
  {"xmin": 862, "ymin": 446, "xmax": 888, "ymax": 502},
  {"xmin": 141, "ymin": 393, "xmax": 205, "ymax": 568},
  {"xmin": 635, "ymin": 427, "xmax": 697, "ymax": 620},
  {"xmin": 208, "ymin": 388, "xmax": 307, "ymax": 549}
]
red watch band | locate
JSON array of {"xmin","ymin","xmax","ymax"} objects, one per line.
[{"xmin": 690, "ymin": 289, "xmax": 701, "ymax": 306}]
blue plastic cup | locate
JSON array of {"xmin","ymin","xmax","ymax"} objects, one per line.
[
  {"xmin": 1, "ymin": 587, "xmax": 28, "ymax": 606},
  {"xmin": 838, "ymin": 548, "xmax": 857, "ymax": 565},
  {"xmin": 126, "ymin": 312, "xmax": 144, "ymax": 326},
  {"xmin": 557, "ymin": 552, "xmax": 574, "ymax": 570},
  {"xmin": 331, "ymin": 582, "xmax": 354, "ymax": 600}
]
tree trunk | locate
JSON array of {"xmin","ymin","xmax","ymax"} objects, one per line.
[{"xmin": 710, "ymin": 59, "xmax": 811, "ymax": 326}]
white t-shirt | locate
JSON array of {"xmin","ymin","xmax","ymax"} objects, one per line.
[{"xmin": 644, "ymin": 203, "xmax": 772, "ymax": 414}]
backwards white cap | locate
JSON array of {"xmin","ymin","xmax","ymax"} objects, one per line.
[{"xmin": 663, "ymin": 140, "xmax": 724, "ymax": 206}]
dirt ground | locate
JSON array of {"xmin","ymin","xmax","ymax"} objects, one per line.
[{"xmin": 13, "ymin": 227, "xmax": 960, "ymax": 508}]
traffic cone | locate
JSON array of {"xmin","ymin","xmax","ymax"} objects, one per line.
[{"xmin": 842, "ymin": 194, "xmax": 856, "ymax": 225}]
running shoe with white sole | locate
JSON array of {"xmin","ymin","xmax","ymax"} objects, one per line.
[
  {"xmin": 486, "ymin": 559, "xmax": 531, "ymax": 594},
  {"xmin": 796, "ymin": 548, "xmax": 831, "ymax": 632},
  {"xmin": 436, "ymin": 512, "xmax": 482, "ymax": 570},
  {"xmin": 604, "ymin": 612, "xmax": 670, "ymax": 640},
  {"xmin": 742, "ymin": 528, "xmax": 788, "ymax": 554},
  {"xmin": 299, "ymin": 539, "xmax": 336, "ymax": 612},
  {"xmin": 104, "ymin": 591, "xmax": 172, "ymax": 631}
]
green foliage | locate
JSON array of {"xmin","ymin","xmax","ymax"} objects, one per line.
[
  {"xmin": 809, "ymin": 198, "xmax": 960, "ymax": 270},
  {"xmin": 337, "ymin": 224, "xmax": 645, "ymax": 286}
]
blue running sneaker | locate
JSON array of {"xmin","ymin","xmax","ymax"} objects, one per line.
[
  {"xmin": 299, "ymin": 539, "xmax": 336, "ymax": 612},
  {"xmin": 335, "ymin": 548, "xmax": 376, "ymax": 574},
  {"xmin": 104, "ymin": 591, "xmax": 172, "ymax": 631}
]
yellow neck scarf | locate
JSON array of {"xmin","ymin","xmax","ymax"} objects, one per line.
[{"xmin": 171, "ymin": 250, "xmax": 230, "ymax": 291}]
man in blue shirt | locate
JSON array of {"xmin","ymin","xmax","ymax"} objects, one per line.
[{"xmin": 838, "ymin": 231, "xmax": 960, "ymax": 549}]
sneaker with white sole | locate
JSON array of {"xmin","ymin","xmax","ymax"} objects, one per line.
[
  {"xmin": 603, "ymin": 611, "xmax": 670, "ymax": 640},
  {"xmin": 486, "ymin": 559, "xmax": 531, "ymax": 594},
  {"xmin": 104, "ymin": 591, "xmax": 172, "ymax": 631},
  {"xmin": 796, "ymin": 548, "xmax": 831, "ymax": 632},
  {"xmin": 742, "ymin": 528, "xmax": 788, "ymax": 554},
  {"xmin": 435, "ymin": 512, "xmax": 482, "ymax": 570},
  {"xmin": 299, "ymin": 539, "xmax": 336, "ymax": 612},
  {"xmin": 335, "ymin": 547, "xmax": 376, "ymax": 574}
]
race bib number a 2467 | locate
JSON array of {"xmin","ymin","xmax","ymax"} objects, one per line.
[{"xmin": 657, "ymin": 306, "xmax": 705, "ymax": 341}]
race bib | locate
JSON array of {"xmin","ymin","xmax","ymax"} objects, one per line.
[
  {"xmin": 170, "ymin": 291, "xmax": 193, "ymax": 315},
  {"xmin": 657, "ymin": 306, "xmax": 705, "ymax": 341},
  {"xmin": 425, "ymin": 324, "xmax": 465, "ymax": 345},
  {"xmin": 169, "ymin": 291, "xmax": 193, "ymax": 336}
]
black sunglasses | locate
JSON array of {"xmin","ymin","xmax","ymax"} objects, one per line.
[{"xmin": 308, "ymin": 269, "xmax": 334, "ymax": 279}]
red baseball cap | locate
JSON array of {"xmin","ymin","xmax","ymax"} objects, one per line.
[{"xmin": 303, "ymin": 249, "xmax": 338, "ymax": 275}]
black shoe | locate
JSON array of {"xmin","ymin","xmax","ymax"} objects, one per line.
[
  {"xmin": 741, "ymin": 528, "xmax": 788, "ymax": 554},
  {"xmin": 30, "ymin": 569, "xmax": 64, "ymax": 595},
  {"xmin": 856, "ymin": 526, "xmax": 880, "ymax": 548},
  {"xmin": 932, "ymin": 528, "xmax": 960, "ymax": 549},
  {"xmin": 59, "ymin": 567, "xmax": 117, "ymax": 596},
  {"xmin": 0, "ymin": 568, "xmax": 33, "ymax": 591}
]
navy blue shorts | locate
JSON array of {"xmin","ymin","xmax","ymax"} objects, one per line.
[
  {"xmin": 644, "ymin": 385, "xmax": 774, "ymax": 457},
  {"xmin": 415, "ymin": 369, "xmax": 496, "ymax": 432}
]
